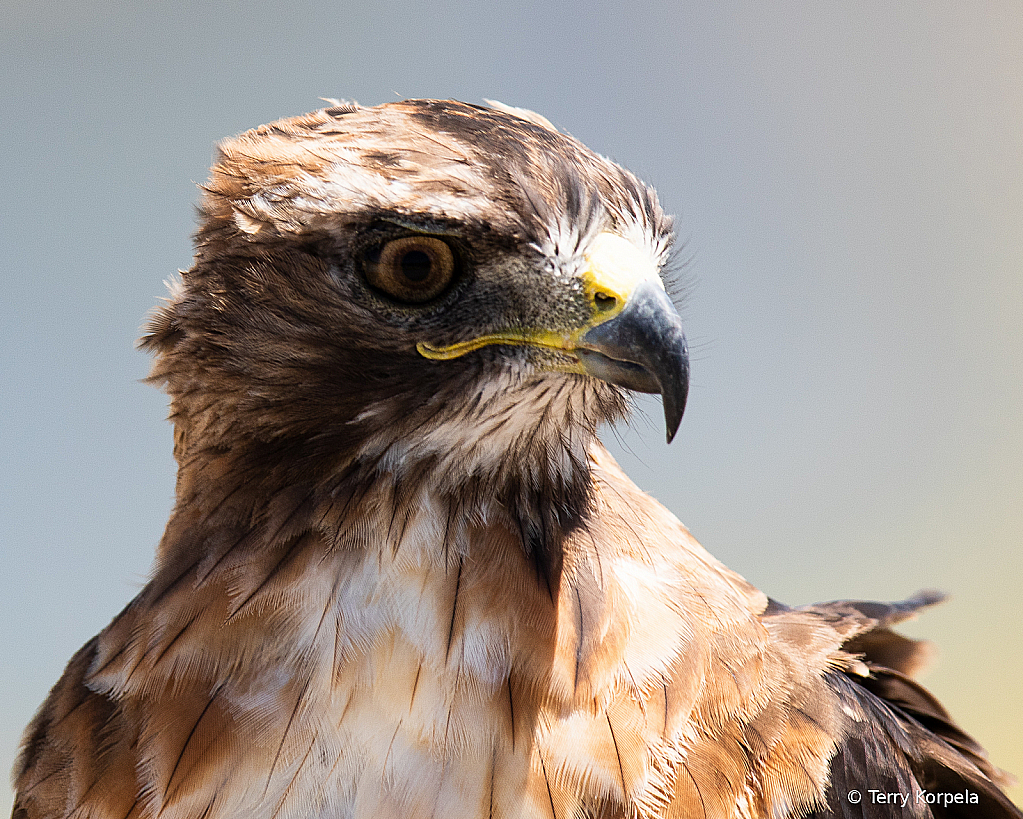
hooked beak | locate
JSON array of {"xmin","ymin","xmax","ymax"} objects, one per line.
[{"xmin": 576, "ymin": 279, "xmax": 689, "ymax": 443}]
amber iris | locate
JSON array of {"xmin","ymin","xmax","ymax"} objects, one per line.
[{"xmin": 365, "ymin": 236, "xmax": 455, "ymax": 303}]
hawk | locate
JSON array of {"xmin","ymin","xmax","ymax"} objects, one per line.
[{"xmin": 12, "ymin": 99, "xmax": 1020, "ymax": 819}]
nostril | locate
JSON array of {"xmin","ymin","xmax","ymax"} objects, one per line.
[{"xmin": 594, "ymin": 292, "xmax": 618, "ymax": 312}]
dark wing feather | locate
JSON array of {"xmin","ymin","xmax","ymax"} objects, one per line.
[{"xmin": 787, "ymin": 597, "xmax": 1022, "ymax": 819}]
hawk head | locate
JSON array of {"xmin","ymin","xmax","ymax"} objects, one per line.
[{"xmin": 143, "ymin": 99, "xmax": 687, "ymax": 539}]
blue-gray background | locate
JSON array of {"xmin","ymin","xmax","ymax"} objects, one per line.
[{"xmin": 2, "ymin": 2, "xmax": 1021, "ymax": 811}]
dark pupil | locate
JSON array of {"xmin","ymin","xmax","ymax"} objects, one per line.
[{"xmin": 399, "ymin": 249, "xmax": 432, "ymax": 282}]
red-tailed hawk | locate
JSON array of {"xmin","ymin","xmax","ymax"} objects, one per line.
[{"xmin": 12, "ymin": 99, "xmax": 1021, "ymax": 819}]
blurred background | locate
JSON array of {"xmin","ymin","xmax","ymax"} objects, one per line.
[{"xmin": 2, "ymin": 1, "xmax": 1021, "ymax": 811}]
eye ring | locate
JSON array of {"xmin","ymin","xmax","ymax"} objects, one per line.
[{"xmin": 364, "ymin": 236, "xmax": 456, "ymax": 303}]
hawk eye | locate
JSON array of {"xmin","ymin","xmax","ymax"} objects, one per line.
[{"xmin": 364, "ymin": 236, "xmax": 455, "ymax": 303}]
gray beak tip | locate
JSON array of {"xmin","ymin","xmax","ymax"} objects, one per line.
[{"xmin": 663, "ymin": 352, "xmax": 688, "ymax": 443}]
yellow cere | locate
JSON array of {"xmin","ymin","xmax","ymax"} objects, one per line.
[
  {"xmin": 581, "ymin": 231, "xmax": 663, "ymax": 308},
  {"xmin": 417, "ymin": 232, "xmax": 661, "ymax": 363}
]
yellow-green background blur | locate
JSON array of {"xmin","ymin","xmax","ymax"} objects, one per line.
[{"xmin": 2, "ymin": 2, "xmax": 1020, "ymax": 811}]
